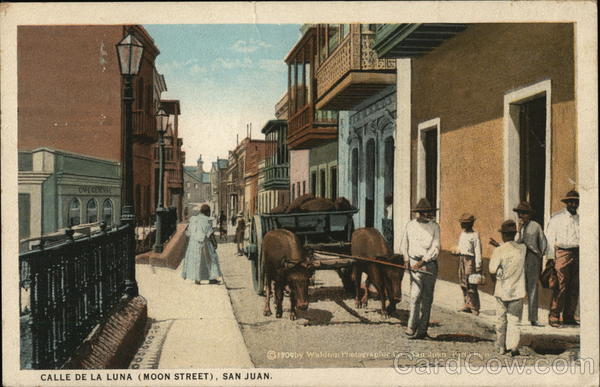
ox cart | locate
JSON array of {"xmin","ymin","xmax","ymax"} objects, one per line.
[{"xmin": 244, "ymin": 209, "xmax": 359, "ymax": 295}]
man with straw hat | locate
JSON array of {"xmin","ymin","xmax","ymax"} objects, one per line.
[
  {"xmin": 544, "ymin": 190, "xmax": 580, "ymax": 327},
  {"xmin": 401, "ymin": 198, "xmax": 440, "ymax": 340},
  {"xmin": 453, "ymin": 213, "xmax": 482, "ymax": 316},
  {"xmin": 512, "ymin": 201, "xmax": 547, "ymax": 327},
  {"xmin": 489, "ymin": 219, "xmax": 527, "ymax": 356}
]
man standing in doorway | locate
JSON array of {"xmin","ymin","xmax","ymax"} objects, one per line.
[
  {"xmin": 513, "ymin": 201, "xmax": 547, "ymax": 327},
  {"xmin": 545, "ymin": 190, "xmax": 580, "ymax": 328},
  {"xmin": 401, "ymin": 198, "xmax": 440, "ymax": 340}
]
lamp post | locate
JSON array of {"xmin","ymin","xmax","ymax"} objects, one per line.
[
  {"xmin": 153, "ymin": 107, "xmax": 169, "ymax": 253},
  {"xmin": 116, "ymin": 30, "xmax": 144, "ymax": 298}
]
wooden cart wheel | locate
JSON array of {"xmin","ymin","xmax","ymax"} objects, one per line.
[{"xmin": 250, "ymin": 215, "xmax": 265, "ymax": 295}]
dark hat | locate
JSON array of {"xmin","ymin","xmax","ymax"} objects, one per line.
[
  {"xmin": 498, "ymin": 219, "xmax": 517, "ymax": 233},
  {"xmin": 411, "ymin": 198, "xmax": 437, "ymax": 213},
  {"xmin": 513, "ymin": 201, "xmax": 534, "ymax": 213},
  {"xmin": 561, "ymin": 190, "xmax": 579, "ymax": 202},
  {"xmin": 459, "ymin": 213, "xmax": 476, "ymax": 222}
]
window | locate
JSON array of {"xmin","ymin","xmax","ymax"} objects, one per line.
[
  {"xmin": 320, "ymin": 169, "xmax": 327, "ymax": 198},
  {"xmin": 341, "ymin": 24, "xmax": 350, "ymax": 38},
  {"xmin": 351, "ymin": 147, "xmax": 359, "ymax": 207},
  {"xmin": 417, "ymin": 118, "xmax": 441, "ymax": 217},
  {"xmin": 311, "ymin": 171, "xmax": 317, "ymax": 195},
  {"xmin": 330, "ymin": 166, "xmax": 337, "ymax": 201},
  {"xmin": 195, "ymin": 183, "xmax": 198, "ymax": 189},
  {"xmin": 86, "ymin": 199, "xmax": 98, "ymax": 223},
  {"xmin": 297, "ymin": 182, "xmax": 301, "ymax": 198},
  {"xmin": 302, "ymin": 180, "xmax": 306, "ymax": 195},
  {"xmin": 292, "ymin": 183, "xmax": 295, "ymax": 200},
  {"xmin": 328, "ymin": 24, "xmax": 340, "ymax": 55},
  {"xmin": 68, "ymin": 198, "xmax": 81, "ymax": 227},
  {"xmin": 103, "ymin": 199, "xmax": 113, "ymax": 226},
  {"xmin": 187, "ymin": 192, "xmax": 191, "ymax": 199}
]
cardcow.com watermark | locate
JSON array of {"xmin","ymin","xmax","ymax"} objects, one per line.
[{"xmin": 393, "ymin": 352, "xmax": 594, "ymax": 375}]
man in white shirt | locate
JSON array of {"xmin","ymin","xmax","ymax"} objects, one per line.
[
  {"xmin": 489, "ymin": 220, "xmax": 527, "ymax": 356},
  {"xmin": 513, "ymin": 201, "xmax": 547, "ymax": 327},
  {"xmin": 545, "ymin": 190, "xmax": 580, "ymax": 327},
  {"xmin": 401, "ymin": 198, "xmax": 440, "ymax": 340}
]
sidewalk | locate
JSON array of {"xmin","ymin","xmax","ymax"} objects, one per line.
[
  {"xmin": 133, "ymin": 260, "xmax": 253, "ymax": 368},
  {"xmin": 415, "ymin": 274, "xmax": 580, "ymax": 344}
]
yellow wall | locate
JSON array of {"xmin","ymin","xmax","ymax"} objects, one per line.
[{"xmin": 409, "ymin": 23, "xmax": 575, "ymax": 257}]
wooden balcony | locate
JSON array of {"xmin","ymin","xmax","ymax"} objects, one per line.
[
  {"xmin": 132, "ymin": 110, "xmax": 157, "ymax": 143},
  {"xmin": 315, "ymin": 29, "xmax": 396, "ymax": 111},
  {"xmin": 287, "ymin": 104, "xmax": 337, "ymax": 150},
  {"xmin": 263, "ymin": 163, "xmax": 290, "ymax": 191}
]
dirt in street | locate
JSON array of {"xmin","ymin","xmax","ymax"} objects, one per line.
[{"xmin": 218, "ymin": 242, "xmax": 579, "ymax": 368}]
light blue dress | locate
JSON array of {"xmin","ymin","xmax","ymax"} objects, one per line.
[{"xmin": 181, "ymin": 214, "xmax": 222, "ymax": 282}]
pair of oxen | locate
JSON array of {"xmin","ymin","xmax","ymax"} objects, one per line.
[{"xmin": 261, "ymin": 228, "xmax": 404, "ymax": 320}]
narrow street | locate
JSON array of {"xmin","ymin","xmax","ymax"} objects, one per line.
[{"xmin": 218, "ymin": 241, "xmax": 579, "ymax": 368}]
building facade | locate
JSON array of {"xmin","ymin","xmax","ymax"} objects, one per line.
[
  {"xmin": 155, "ymin": 100, "xmax": 185, "ymax": 221},
  {"xmin": 312, "ymin": 24, "xmax": 396, "ymax": 232},
  {"xmin": 373, "ymin": 23, "xmax": 577, "ymax": 300},
  {"xmin": 182, "ymin": 156, "xmax": 211, "ymax": 218},
  {"xmin": 260, "ymin": 119, "xmax": 290, "ymax": 212},
  {"xmin": 18, "ymin": 148, "xmax": 121, "ymax": 246},
  {"xmin": 18, "ymin": 25, "xmax": 165, "ymax": 229}
]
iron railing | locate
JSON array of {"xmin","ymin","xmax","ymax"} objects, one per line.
[
  {"xmin": 161, "ymin": 207, "xmax": 178, "ymax": 245},
  {"xmin": 135, "ymin": 215, "xmax": 155, "ymax": 254},
  {"xmin": 19, "ymin": 223, "xmax": 134, "ymax": 369}
]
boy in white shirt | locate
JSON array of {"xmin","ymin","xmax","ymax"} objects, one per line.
[
  {"xmin": 489, "ymin": 220, "xmax": 527, "ymax": 356},
  {"xmin": 454, "ymin": 213, "xmax": 482, "ymax": 316}
]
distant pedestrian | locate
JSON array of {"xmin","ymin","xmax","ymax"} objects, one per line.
[
  {"xmin": 235, "ymin": 212, "xmax": 246, "ymax": 256},
  {"xmin": 545, "ymin": 190, "xmax": 580, "ymax": 328},
  {"xmin": 513, "ymin": 201, "xmax": 547, "ymax": 327},
  {"xmin": 453, "ymin": 213, "xmax": 482, "ymax": 316},
  {"xmin": 219, "ymin": 210, "xmax": 227, "ymax": 241},
  {"xmin": 401, "ymin": 198, "xmax": 440, "ymax": 340},
  {"xmin": 181, "ymin": 204, "xmax": 222, "ymax": 285},
  {"xmin": 489, "ymin": 220, "xmax": 526, "ymax": 356},
  {"xmin": 384, "ymin": 194, "xmax": 393, "ymax": 220}
]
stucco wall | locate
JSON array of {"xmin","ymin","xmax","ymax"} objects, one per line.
[
  {"xmin": 289, "ymin": 149, "xmax": 310, "ymax": 198},
  {"xmin": 409, "ymin": 23, "xmax": 575, "ymax": 256}
]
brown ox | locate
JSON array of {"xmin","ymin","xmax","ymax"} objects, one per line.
[
  {"xmin": 351, "ymin": 228, "xmax": 405, "ymax": 318},
  {"xmin": 262, "ymin": 229, "xmax": 313, "ymax": 320}
]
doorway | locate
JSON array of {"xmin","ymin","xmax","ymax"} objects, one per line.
[
  {"xmin": 365, "ymin": 139, "xmax": 376, "ymax": 228},
  {"xmin": 518, "ymin": 96, "xmax": 547, "ymax": 225}
]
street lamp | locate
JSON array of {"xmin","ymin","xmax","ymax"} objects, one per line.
[
  {"xmin": 116, "ymin": 30, "xmax": 144, "ymax": 297},
  {"xmin": 153, "ymin": 107, "xmax": 169, "ymax": 253}
]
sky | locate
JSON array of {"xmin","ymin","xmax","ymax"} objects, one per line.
[{"xmin": 144, "ymin": 24, "xmax": 302, "ymax": 169}]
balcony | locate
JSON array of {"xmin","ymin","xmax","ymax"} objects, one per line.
[
  {"xmin": 263, "ymin": 163, "xmax": 289, "ymax": 191},
  {"xmin": 373, "ymin": 23, "xmax": 468, "ymax": 59},
  {"xmin": 288, "ymin": 105, "xmax": 337, "ymax": 149},
  {"xmin": 132, "ymin": 110, "xmax": 157, "ymax": 143},
  {"xmin": 315, "ymin": 26, "xmax": 396, "ymax": 111}
]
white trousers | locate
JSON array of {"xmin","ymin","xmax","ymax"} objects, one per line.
[{"xmin": 495, "ymin": 297, "xmax": 523, "ymax": 351}]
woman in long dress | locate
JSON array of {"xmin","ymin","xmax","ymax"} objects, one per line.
[{"xmin": 181, "ymin": 204, "xmax": 222, "ymax": 284}]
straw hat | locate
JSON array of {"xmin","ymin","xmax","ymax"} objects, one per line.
[
  {"xmin": 459, "ymin": 213, "xmax": 476, "ymax": 222},
  {"xmin": 561, "ymin": 190, "xmax": 579, "ymax": 202},
  {"xmin": 512, "ymin": 201, "xmax": 534, "ymax": 213},
  {"xmin": 411, "ymin": 198, "xmax": 437, "ymax": 213},
  {"xmin": 498, "ymin": 219, "xmax": 517, "ymax": 233}
]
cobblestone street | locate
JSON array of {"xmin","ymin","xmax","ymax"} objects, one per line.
[{"xmin": 219, "ymin": 242, "xmax": 579, "ymax": 368}]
